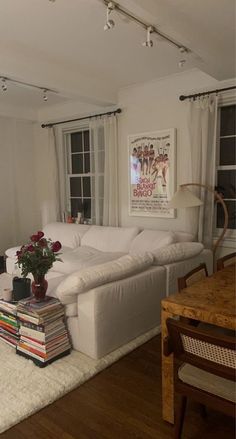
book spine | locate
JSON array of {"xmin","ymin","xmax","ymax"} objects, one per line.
[
  {"xmin": 18, "ymin": 342, "xmax": 47, "ymax": 359},
  {"xmin": 17, "ymin": 345, "xmax": 46, "ymax": 362},
  {"xmin": 20, "ymin": 321, "xmax": 44, "ymax": 332},
  {"xmin": 19, "ymin": 327, "xmax": 45, "ymax": 341}
]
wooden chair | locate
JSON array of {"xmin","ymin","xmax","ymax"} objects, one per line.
[
  {"xmin": 165, "ymin": 318, "xmax": 236, "ymax": 439},
  {"xmin": 217, "ymin": 252, "xmax": 236, "ymax": 271},
  {"xmin": 178, "ymin": 263, "xmax": 208, "ymax": 292},
  {"xmin": 177, "ymin": 264, "xmax": 208, "ymax": 326}
]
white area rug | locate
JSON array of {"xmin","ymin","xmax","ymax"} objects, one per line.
[{"xmin": 0, "ymin": 325, "xmax": 160, "ymax": 433}]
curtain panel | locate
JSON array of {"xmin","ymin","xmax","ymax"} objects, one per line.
[
  {"xmin": 89, "ymin": 115, "xmax": 118, "ymax": 227},
  {"xmin": 188, "ymin": 96, "xmax": 218, "ymax": 248}
]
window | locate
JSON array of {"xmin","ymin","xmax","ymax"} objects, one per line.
[
  {"xmin": 216, "ymin": 104, "xmax": 236, "ymax": 237},
  {"xmin": 64, "ymin": 126, "xmax": 104, "ymax": 224}
]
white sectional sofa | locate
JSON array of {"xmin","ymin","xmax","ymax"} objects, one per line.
[{"xmin": 5, "ymin": 222, "xmax": 213, "ymax": 359}]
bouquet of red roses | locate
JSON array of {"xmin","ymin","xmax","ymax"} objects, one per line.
[{"xmin": 16, "ymin": 231, "xmax": 62, "ymax": 278}]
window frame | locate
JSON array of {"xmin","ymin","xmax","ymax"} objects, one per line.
[
  {"xmin": 214, "ymin": 96, "xmax": 236, "ymax": 246},
  {"xmin": 62, "ymin": 121, "xmax": 104, "ymax": 224}
]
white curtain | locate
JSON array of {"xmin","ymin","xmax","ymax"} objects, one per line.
[
  {"xmin": 188, "ymin": 96, "xmax": 218, "ymax": 248},
  {"xmin": 89, "ymin": 115, "xmax": 118, "ymax": 226},
  {"xmin": 103, "ymin": 115, "xmax": 118, "ymax": 226}
]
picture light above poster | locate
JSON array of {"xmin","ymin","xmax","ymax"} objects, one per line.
[{"xmin": 128, "ymin": 128, "xmax": 176, "ymax": 218}]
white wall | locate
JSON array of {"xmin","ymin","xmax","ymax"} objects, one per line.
[
  {"xmin": 0, "ymin": 116, "xmax": 40, "ymax": 253},
  {"xmin": 117, "ymin": 69, "xmax": 235, "ymax": 236}
]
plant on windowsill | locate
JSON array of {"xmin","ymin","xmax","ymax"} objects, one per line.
[{"xmin": 16, "ymin": 231, "xmax": 62, "ymax": 301}]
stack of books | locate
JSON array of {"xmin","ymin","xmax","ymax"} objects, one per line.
[
  {"xmin": 0, "ymin": 299, "xmax": 19, "ymax": 347},
  {"xmin": 16, "ymin": 296, "xmax": 71, "ymax": 367}
]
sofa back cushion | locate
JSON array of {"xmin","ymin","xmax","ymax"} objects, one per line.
[
  {"xmin": 43, "ymin": 222, "xmax": 90, "ymax": 249},
  {"xmin": 81, "ymin": 225, "xmax": 140, "ymax": 252},
  {"xmin": 174, "ymin": 231, "xmax": 195, "ymax": 242},
  {"xmin": 129, "ymin": 230, "xmax": 175, "ymax": 256},
  {"xmin": 153, "ymin": 242, "xmax": 204, "ymax": 265}
]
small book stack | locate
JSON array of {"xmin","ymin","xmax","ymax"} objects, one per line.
[
  {"xmin": 0, "ymin": 299, "xmax": 19, "ymax": 347},
  {"xmin": 16, "ymin": 296, "xmax": 71, "ymax": 367}
]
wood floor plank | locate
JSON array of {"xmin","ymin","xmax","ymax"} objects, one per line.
[{"xmin": 1, "ymin": 335, "xmax": 234, "ymax": 439}]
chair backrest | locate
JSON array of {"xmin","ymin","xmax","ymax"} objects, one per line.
[
  {"xmin": 217, "ymin": 252, "xmax": 236, "ymax": 271},
  {"xmin": 166, "ymin": 318, "xmax": 236, "ymax": 381},
  {"xmin": 178, "ymin": 263, "xmax": 208, "ymax": 292}
]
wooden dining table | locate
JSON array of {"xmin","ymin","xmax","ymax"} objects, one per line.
[{"xmin": 161, "ymin": 264, "xmax": 236, "ymax": 424}]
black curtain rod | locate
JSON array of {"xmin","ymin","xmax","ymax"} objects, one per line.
[
  {"xmin": 41, "ymin": 108, "xmax": 122, "ymax": 128},
  {"xmin": 179, "ymin": 85, "xmax": 236, "ymax": 101}
]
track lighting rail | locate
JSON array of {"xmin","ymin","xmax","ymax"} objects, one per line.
[
  {"xmin": 0, "ymin": 75, "xmax": 57, "ymax": 95},
  {"xmin": 103, "ymin": 0, "xmax": 190, "ymax": 52}
]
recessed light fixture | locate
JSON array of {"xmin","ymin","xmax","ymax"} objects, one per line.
[{"xmin": 104, "ymin": 1, "xmax": 116, "ymax": 31}]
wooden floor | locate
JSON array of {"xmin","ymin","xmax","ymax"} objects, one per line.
[{"xmin": 1, "ymin": 335, "xmax": 235, "ymax": 439}]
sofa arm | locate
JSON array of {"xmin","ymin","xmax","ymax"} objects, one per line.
[{"xmin": 74, "ymin": 266, "xmax": 166, "ymax": 359}]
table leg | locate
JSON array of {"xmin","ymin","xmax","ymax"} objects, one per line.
[{"xmin": 161, "ymin": 308, "xmax": 175, "ymax": 424}]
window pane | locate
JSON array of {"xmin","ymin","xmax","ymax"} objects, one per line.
[
  {"xmin": 70, "ymin": 177, "xmax": 81, "ymax": 197},
  {"xmin": 82, "ymin": 177, "xmax": 91, "ymax": 197},
  {"xmin": 219, "ymin": 137, "xmax": 236, "ymax": 165},
  {"xmin": 220, "ymin": 105, "xmax": 236, "ymax": 136},
  {"xmin": 72, "ymin": 154, "xmax": 83, "ymax": 174},
  {"xmin": 217, "ymin": 201, "xmax": 236, "ymax": 229},
  {"xmin": 83, "ymin": 199, "xmax": 91, "ymax": 219},
  {"xmin": 71, "ymin": 132, "xmax": 83, "ymax": 153},
  {"xmin": 84, "ymin": 153, "xmax": 90, "ymax": 173},
  {"xmin": 70, "ymin": 198, "xmax": 83, "ymax": 217},
  {"xmin": 217, "ymin": 170, "xmax": 236, "ymax": 199},
  {"xmin": 84, "ymin": 130, "xmax": 90, "ymax": 152}
]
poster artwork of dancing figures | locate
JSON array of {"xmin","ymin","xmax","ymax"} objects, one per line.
[{"xmin": 128, "ymin": 129, "xmax": 176, "ymax": 218}]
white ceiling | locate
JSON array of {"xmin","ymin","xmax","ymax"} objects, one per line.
[{"xmin": 0, "ymin": 0, "xmax": 235, "ymax": 112}]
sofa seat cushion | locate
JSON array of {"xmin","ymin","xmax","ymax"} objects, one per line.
[
  {"xmin": 81, "ymin": 225, "xmax": 140, "ymax": 252},
  {"xmin": 178, "ymin": 363, "xmax": 236, "ymax": 403},
  {"xmin": 56, "ymin": 253, "xmax": 154, "ymax": 304},
  {"xmin": 129, "ymin": 230, "xmax": 175, "ymax": 256},
  {"xmin": 52, "ymin": 246, "xmax": 125, "ymax": 274},
  {"xmin": 43, "ymin": 222, "xmax": 90, "ymax": 249},
  {"xmin": 6, "ymin": 245, "xmax": 72, "ymax": 260}
]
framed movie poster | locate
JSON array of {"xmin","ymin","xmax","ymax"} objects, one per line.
[{"xmin": 128, "ymin": 128, "xmax": 176, "ymax": 218}]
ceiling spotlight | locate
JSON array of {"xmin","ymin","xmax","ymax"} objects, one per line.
[
  {"xmin": 178, "ymin": 59, "xmax": 186, "ymax": 68},
  {"xmin": 142, "ymin": 26, "xmax": 154, "ymax": 48},
  {"xmin": 1, "ymin": 78, "xmax": 7, "ymax": 91},
  {"xmin": 104, "ymin": 1, "xmax": 115, "ymax": 31},
  {"xmin": 43, "ymin": 89, "xmax": 48, "ymax": 101}
]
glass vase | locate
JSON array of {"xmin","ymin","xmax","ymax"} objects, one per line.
[{"xmin": 31, "ymin": 275, "xmax": 48, "ymax": 301}]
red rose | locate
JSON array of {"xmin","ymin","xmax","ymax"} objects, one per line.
[
  {"xmin": 27, "ymin": 245, "xmax": 35, "ymax": 252},
  {"xmin": 52, "ymin": 241, "xmax": 62, "ymax": 252},
  {"xmin": 37, "ymin": 231, "xmax": 44, "ymax": 239},
  {"xmin": 30, "ymin": 234, "xmax": 39, "ymax": 242},
  {"xmin": 38, "ymin": 238, "xmax": 47, "ymax": 247}
]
